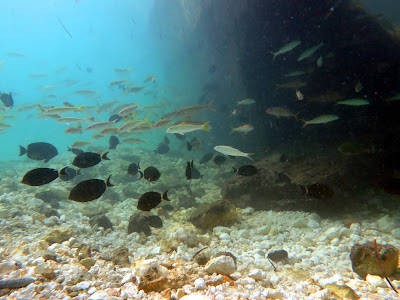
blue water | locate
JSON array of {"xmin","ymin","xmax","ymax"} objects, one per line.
[{"xmin": 0, "ymin": 0, "xmax": 167, "ymax": 161}]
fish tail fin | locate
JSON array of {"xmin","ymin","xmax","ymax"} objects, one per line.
[
  {"xmin": 190, "ymin": 160, "xmax": 194, "ymax": 168},
  {"xmin": 77, "ymin": 122, "xmax": 82, "ymax": 128},
  {"xmin": 299, "ymin": 184, "xmax": 308, "ymax": 195},
  {"xmin": 102, "ymin": 152, "xmax": 110, "ymax": 160},
  {"xmin": 270, "ymin": 52, "xmax": 277, "ymax": 61},
  {"xmin": 19, "ymin": 145, "xmax": 27, "ymax": 156},
  {"xmin": 162, "ymin": 190, "xmax": 170, "ymax": 201},
  {"xmin": 229, "ymin": 128, "xmax": 234, "ymax": 134},
  {"xmin": 246, "ymin": 153, "xmax": 254, "ymax": 161},
  {"xmin": 106, "ymin": 175, "xmax": 114, "ymax": 187},
  {"xmin": 232, "ymin": 167, "xmax": 238, "ymax": 174},
  {"xmin": 59, "ymin": 167, "xmax": 68, "ymax": 176},
  {"xmin": 202, "ymin": 121, "xmax": 211, "ymax": 132},
  {"xmin": 76, "ymin": 105, "xmax": 85, "ymax": 110},
  {"xmin": 144, "ymin": 114, "xmax": 153, "ymax": 125},
  {"xmin": 207, "ymin": 100, "xmax": 216, "ymax": 112},
  {"xmin": 301, "ymin": 120, "xmax": 308, "ymax": 128},
  {"xmin": 138, "ymin": 171, "xmax": 143, "ymax": 179}
]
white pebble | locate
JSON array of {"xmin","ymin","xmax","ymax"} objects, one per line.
[
  {"xmin": 248, "ymin": 269, "xmax": 264, "ymax": 280},
  {"xmin": 219, "ymin": 233, "xmax": 231, "ymax": 240},
  {"xmin": 323, "ymin": 227, "xmax": 341, "ymax": 240},
  {"xmin": 205, "ymin": 256, "xmax": 236, "ymax": 276},
  {"xmin": 194, "ymin": 278, "xmax": 207, "ymax": 290},
  {"xmin": 87, "ymin": 287, "xmax": 96, "ymax": 295},
  {"xmin": 366, "ymin": 274, "xmax": 387, "ymax": 288},
  {"xmin": 307, "ymin": 219, "xmax": 320, "ymax": 228}
]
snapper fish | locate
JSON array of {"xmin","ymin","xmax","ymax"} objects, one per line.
[
  {"xmin": 266, "ymin": 107, "xmax": 297, "ymax": 118},
  {"xmin": 297, "ymin": 42, "xmax": 324, "ymax": 61},
  {"xmin": 236, "ymin": 98, "xmax": 256, "ymax": 106},
  {"xmin": 271, "ymin": 40, "xmax": 302, "ymax": 61},
  {"xmin": 336, "ymin": 98, "xmax": 369, "ymax": 106},
  {"xmin": 166, "ymin": 122, "xmax": 210, "ymax": 135},
  {"xmin": 214, "ymin": 145, "xmax": 253, "ymax": 161},
  {"xmin": 86, "ymin": 121, "xmax": 115, "ymax": 131},
  {"xmin": 301, "ymin": 115, "xmax": 339, "ymax": 128},
  {"xmin": 174, "ymin": 102, "xmax": 215, "ymax": 118},
  {"xmin": 230, "ymin": 124, "xmax": 254, "ymax": 134},
  {"xmin": 44, "ymin": 106, "xmax": 84, "ymax": 115}
]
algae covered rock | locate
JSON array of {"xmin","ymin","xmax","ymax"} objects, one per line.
[
  {"xmin": 188, "ymin": 200, "xmax": 239, "ymax": 230},
  {"xmin": 89, "ymin": 214, "xmax": 113, "ymax": 230},
  {"xmin": 43, "ymin": 227, "xmax": 72, "ymax": 245},
  {"xmin": 112, "ymin": 247, "xmax": 130, "ymax": 267},
  {"xmin": 350, "ymin": 241, "xmax": 398, "ymax": 278},
  {"xmin": 326, "ymin": 284, "xmax": 360, "ymax": 300}
]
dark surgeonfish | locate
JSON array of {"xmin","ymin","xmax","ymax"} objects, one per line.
[
  {"xmin": 72, "ymin": 152, "xmax": 109, "ymax": 168},
  {"xmin": 127, "ymin": 162, "xmax": 141, "ymax": 177},
  {"xmin": 0, "ymin": 92, "xmax": 14, "ymax": 107},
  {"xmin": 155, "ymin": 143, "xmax": 169, "ymax": 154},
  {"xmin": 19, "ymin": 142, "xmax": 58, "ymax": 163},
  {"xmin": 163, "ymin": 136, "xmax": 170, "ymax": 145},
  {"xmin": 137, "ymin": 190, "xmax": 170, "ymax": 211},
  {"xmin": 67, "ymin": 147, "xmax": 84, "ymax": 155},
  {"xmin": 21, "ymin": 168, "xmax": 59, "ymax": 186},
  {"xmin": 109, "ymin": 135, "xmax": 120, "ymax": 150},
  {"xmin": 199, "ymin": 152, "xmax": 214, "ymax": 164},
  {"xmin": 143, "ymin": 166, "xmax": 161, "ymax": 181},
  {"xmin": 68, "ymin": 175, "xmax": 113, "ymax": 202},
  {"xmin": 301, "ymin": 183, "xmax": 334, "ymax": 200},
  {"xmin": 233, "ymin": 165, "xmax": 258, "ymax": 176},
  {"xmin": 59, "ymin": 167, "xmax": 80, "ymax": 181},
  {"xmin": 109, "ymin": 114, "xmax": 122, "ymax": 123},
  {"xmin": 213, "ymin": 155, "xmax": 226, "ymax": 165},
  {"xmin": 185, "ymin": 160, "xmax": 202, "ymax": 180}
]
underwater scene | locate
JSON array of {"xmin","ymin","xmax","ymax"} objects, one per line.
[{"xmin": 1, "ymin": 0, "xmax": 400, "ymax": 299}]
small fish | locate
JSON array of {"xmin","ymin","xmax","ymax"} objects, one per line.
[
  {"xmin": 296, "ymin": 90, "xmax": 304, "ymax": 101},
  {"xmin": 109, "ymin": 79, "xmax": 128, "ymax": 87},
  {"xmin": 100, "ymin": 127, "xmax": 118, "ymax": 135},
  {"xmin": 389, "ymin": 94, "xmax": 400, "ymax": 101},
  {"xmin": 44, "ymin": 106, "xmax": 83, "ymax": 115},
  {"xmin": 355, "ymin": 80, "xmax": 363, "ymax": 93},
  {"xmin": 63, "ymin": 101, "xmax": 74, "ymax": 107},
  {"xmin": 68, "ymin": 175, "xmax": 113, "ymax": 202},
  {"xmin": 301, "ymin": 115, "xmax": 339, "ymax": 128},
  {"xmin": 59, "ymin": 167, "xmax": 80, "ymax": 181},
  {"xmin": 19, "ymin": 142, "xmax": 58, "ymax": 163},
  {"xmin": 118, "ymin": 105, "xmax": 139, "ymax": 116},
  {"xmin": 276, "ymin": 80, "xmax": 307, "ymax": 90},
  {"xmin": 214, "ymin": 145, "xmax": 253, "ymax": 161},
  {"xmin": 317, "ymin": 55, "xmax": 323, "ymax": 68},
  {"xmin": 71, "ymin": 140, "xmax": 92, "ymax": 148},
  {"xmin": 230, "ymin": 124, "xmax": 254, "ymax": 134},
  {"xmin": 114, "ymin": 67, "xmax": 133, "ymax": 74},
  {"xmin": 285, "ymin": 71, "xmax": 306, "ymax": 77},
  {"xmin": 93, "ymin": 134, "xmax": 104, "ymax": 140},
  {"xmin": 233, "ymin": 165, "xmax": 258, "ymax": 176},
  {"xmin": 86, "ymin": 121, "xmax": 115, "ymax": 131},
  {"xmin": 174, "ymin": 102, "xmax": 215, "ymax": 118},
  {"xmin": 166, "ymin": 122, "xmax": 210, "ymax": 135},
  {"xmin": 109, "ymin": 136, "xmax": 120, "ymax": 150},
  {"xmin": 74, "ymin": 90, "xmax": 97, "ymax": 97},
  {"xmin": 152, "ymin": 119, "xmax": 172, "ymax": 128},
  {"xmin": 123, "ymin": 86, "xmax": 145, "ymax": 94},
  {"xmin": 213, "ymin": 155, "xmax": 226, "ymax": 165},
  {"xmin": 117, "ymin": 119, "xmax": 150, "ymax": 132},
  {"xmin": 155, "ymin": 142, "xmax": 169, "ymax": 154},
  {"xmin": 143, "ymin": 74, "xmax": 156, "ymax": 83},
  {"xmin": 127, "ymin": 162, "xmax": 141, "ymax": 177},
  {"xmin": 297, "ymin": 42, "xmax": 324, "ymax": 61},
  {"xmin": 21, "ymin": 168, "xmax": 60, "ymax": 186},
  {"xmin": 137, "ymin": 191, "xmax": 170, "ymax": 211},
  {"xmin": 236, "ymin": 98, "xmax": 256, "ymax": 106},
  {"xmin": 266, "ymin": 107, "xmax": 297, "ymax": 118},
  {"xmin": 122, "ymin": 138, "xmax": 146, "ymax": 144},
  {"xmin": 174, "ymin": 120, "xmax": 205, "ymax": 126},
  {"xmin": 336, "ymin": 99, "xmax": 369, "ymax": 106},
  {"xmin": 67, "ymin": 147, "xmax": 84, "ymax": 155},
  {"xmin": 65, "ymin": 126, "xmax": 83, "ymax": 134},
  {"xmin": 143, "ymin": 166, "xmax": 161, "ymax": 182},
  {"xmin": 271, "ymin": 40, "xmax": 302, "ymax": 61},
  {"xmin": 73, "ymin": 152, "xmax": 109, "ymax": 168},
  {"xmin": 199, "ymin": 152, "xmax": 214, "ymax": 164},
  {"xmin": 0, "ymin": 93, "xmax": 14, "ymax": 107}
]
